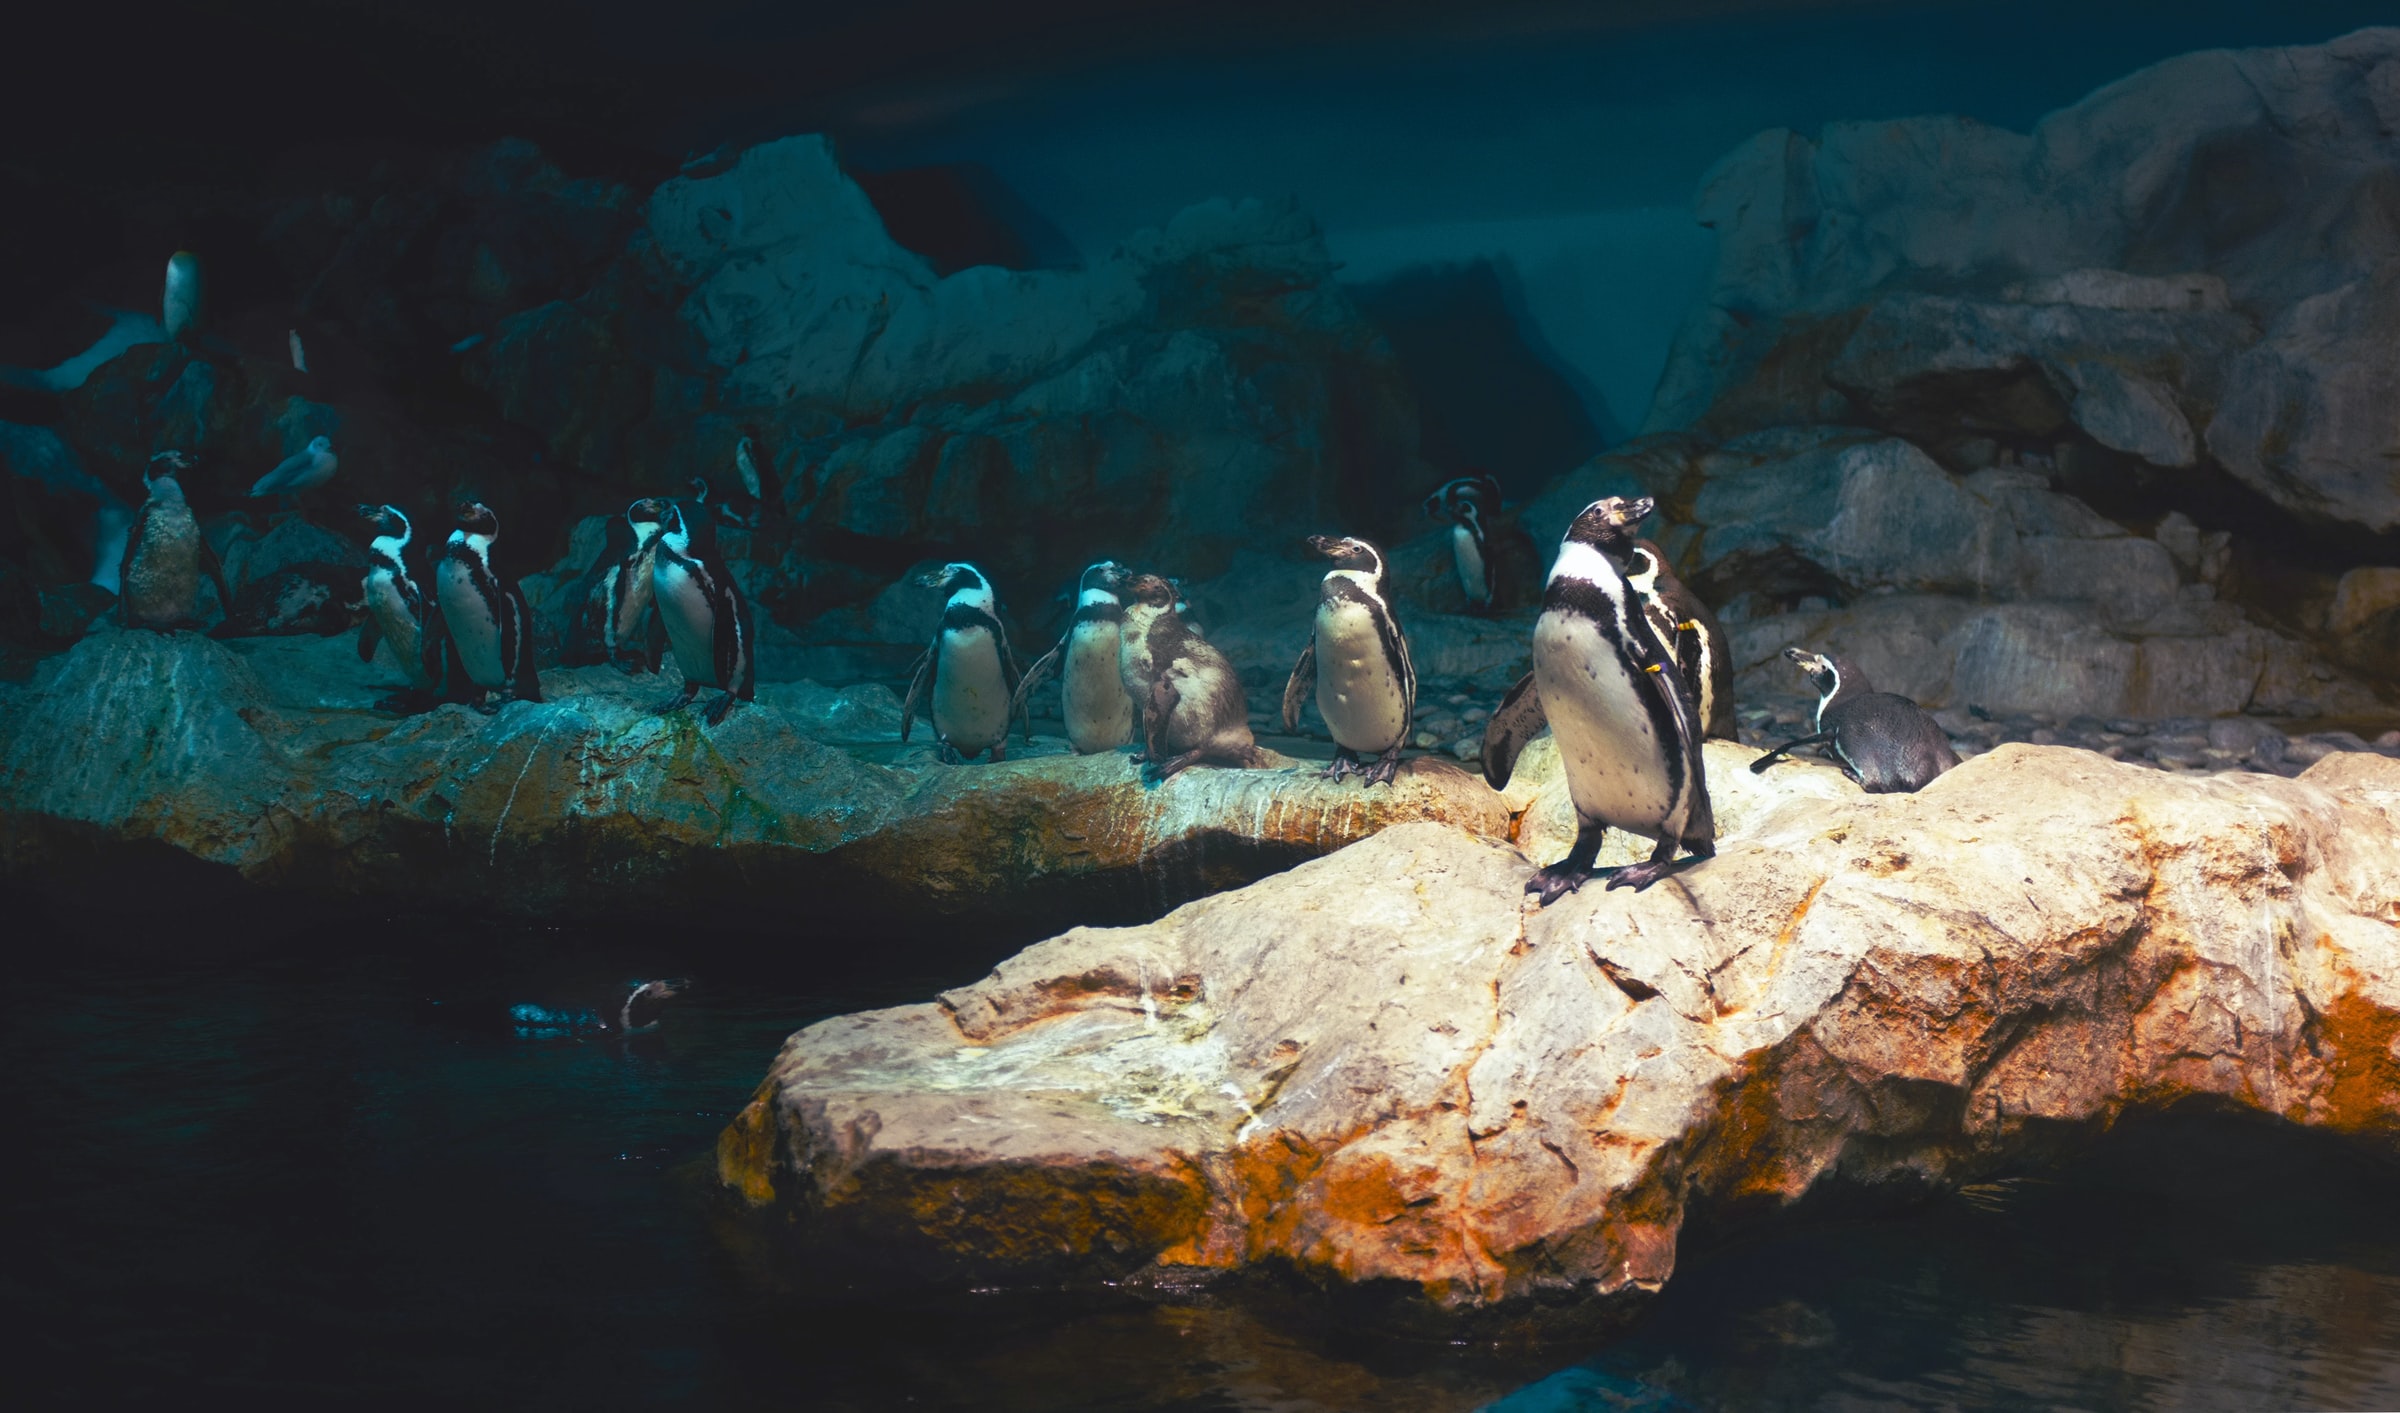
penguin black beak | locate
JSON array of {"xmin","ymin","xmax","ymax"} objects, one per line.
[
  {"xmin": 1305, "ymin": 534, "xmax": 1347, "ymax": 558},
  {"xmin": 913, "ymin": 566, "xmax": 950, "ymax": 589}
]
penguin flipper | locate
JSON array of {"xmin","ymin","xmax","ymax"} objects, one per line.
[
  {"xmin": 1481, "ymin": 671, "xmax": 1545, "ymax": 790},
  {"xmin": 899, "ymin": 646, "xmax": 933, "ymax": 743},
  {"xmin": 116, "ymin": 500, "xmax": 151, "ymax": 612},
  {"xmin": 1280, "ymin": 640, "xmax": 1315, "ymax": 734},
  {"xmin": 357, "ymin": 613, "xmax": 382, "ymax": 664},
  {"xmin": 198, "ymin": 536, "xmax": 231, "ymax": 619}
]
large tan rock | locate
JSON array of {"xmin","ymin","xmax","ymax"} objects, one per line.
[
  {"xmin": 0, "ymin": 629, "xmax": 1508, "ymax": 930},
  {"xmin": 722, "ymin": 746, "xmax": 2400, "ymax": 1323}
]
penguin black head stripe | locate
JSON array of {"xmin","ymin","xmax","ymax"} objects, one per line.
[
  {"xmin": 1118, "ymin": 572, "xmax": 1179, "ymax": 608},
  {"xmin": 1784, "ymin": 646, "xmax": 1866, "ymax": 726},
  {"xmin": 454, "ymin": 501, "xmax": 499, "ymax": 537},
  {"xmin": 916, "ymin": 561, "xmax": 991, "ymax": 600},
  {"xmin": 355, "ymin": 503, "xmax": 409, "ymax": 542},
  {"xmin": 1305, "ymin": 534, "xmax": 1386, "ymax": 578},
  {"xmin": 145, "ymin": 450, "xmax": 194, "ymax": 488},
  {"xmin": 1077, "ymin": 560, "xmax": 1124, "ymax": 595},
  {"xmin": 1563, "ymin": 495, "xmax": 1653, "ymax": 560}
]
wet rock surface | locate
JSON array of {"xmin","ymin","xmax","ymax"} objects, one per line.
[
  {"xmin": 720, "ymin": 747, "xmax": 2400, "ymax": 1325},
  {"xmin": 0, "ymin": 630, "xmax": 1506, "ymax": 933}
]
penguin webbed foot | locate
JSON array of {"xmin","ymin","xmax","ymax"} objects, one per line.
[
  {"xmin": 1525, "ymin": 862, "xmax": 1594, "ymax": 907},
  {"xmin": 1322, "ymin": 749, "xmax": 1359, "ymax": 783},
  {"xmin": 1140, "ymin": 750, "xmax": 1204, "ymax": 785},
  {"xmin": 936, "ymin": 740, "xmax": 962, "ymax": 765},
  {"xmin": 1362, "ymin": 745, "xmax": 1404, "ymax": 788},
  {"xmin": 1604, "ymin": 837, "xmax": 1713, "ymax": 892},
  {"xmin": 651, "ymin": 685, "xmax": 701, "ymax": 716},
  {"xmin": 701, "ymin": 691, "xmax": 740, "ymax": 726}
]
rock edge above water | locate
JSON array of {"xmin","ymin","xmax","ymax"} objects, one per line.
[
  {"xmin": 720, "ymin": 746, "xmax": 2400, "ymax": 1328},
  {"xmin": 0, "ymin": 629, "xmax": 1508, "ymax": 932}
]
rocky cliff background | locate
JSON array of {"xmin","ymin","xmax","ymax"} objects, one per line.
[{"xmin": 4, "ymin": 22, "xmax": 2399, "ymax": 743}]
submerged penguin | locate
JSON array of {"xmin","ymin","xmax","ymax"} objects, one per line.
[
  {"xmin": 1111, "ymin": 568, "xmax": 1266, "ymax": 783},
  {"xmin": 1751, "ymin": 648, "xmax": 1959, "ymax": 793},
  {"xmin": 1012, "ymin": 560, "xmax": 1136, "ymax": 754},
  {"xmin": 432, "ymin": 501, "xmax": 542, "ymax": 709},
  {"xmin": 1625, "ymin": 538, "xmax": 1736, "ymax": 740},
  {"xmin": 631, "ymin": 497, "xmax": 753, "ymax": 724},
  {"xmin": 1483, "ymin": 495, "xmax": 1714, "ymax": 902},
  {"xmin": 351, "ymin": 503, "xmax": 445, "ymax": 708},
  {"xmin": 1282, "ymin": 534, "xmax": 1416, "ymax": 785},
  {"xmin": 162, "ymin": 251, "xmax": 203, "ymax": 345},
  {"xmin": 1423, "ymin": 473, "xmax": 1504, "ymax": 613},
  {"xmin": 902, "ymin": 562, "xmax": 1029, "ymax": 762},
  {"xmin": 249, "ymin": 435, "xmax": 338, "ymax": 502},
  {"xmin": 118, "ymin": 451, "xmax": 227, "ymax": 631},
  {"xmin": 561, "ymin": 506, "xmax": 665, "ymax": 674}
]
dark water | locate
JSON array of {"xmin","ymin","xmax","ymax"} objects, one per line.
[{"xmin": 9, "ymin": 916, "xmax": 2400, "ymax": 1410}]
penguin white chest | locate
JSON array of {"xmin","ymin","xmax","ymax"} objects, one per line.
[
  {"xmin": 934, "ymin": 625, "xmax": 1010, "ymax": 751},
  {"xmin": 1313, "ymin": 599, "xmax": 1408, "ymax": 754},
  {"xmin": 1451, "ymin": 525, "xmax": 1489, "ymax": 603},
  {"xmin": 437, "ymin": 558, "xmax": 506, "ymax": 687},
  {"xmin": 1062, "ymin": 622, "xmax": 1133, "ymax": 752},
  {"xmin": 652, "ymin": 559, "xmax": 718, "ymax": 686},
  {"xmin": 1531, "ymin": 610, "xmax": 1677, "ymax": 832},
  {"xmin": 363, "ymin": 568, "xmax": 423, "ymax": 680}
]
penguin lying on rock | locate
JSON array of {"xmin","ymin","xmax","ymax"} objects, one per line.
[
  {"xmin": 1483, "ymin": 495, "xmax": 1715, "ymax": 902},
  {"xmin": 1752, "ymin": 647, "xmax": 1959, "ymax": 793},
  {"xmin": 902, "ymin": 561, "xmax": 1029, "ymax": 762},
  {"xmin": 1110, "ymin": 567, "xmax": 1268, "ymax": 784},
  {"xmin": 1282, "ymin": 534, "xmax": 1415, "ymax": 785}
]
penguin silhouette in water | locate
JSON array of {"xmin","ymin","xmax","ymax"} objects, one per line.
[
  {"xmin": 119, "ymin": 451, "xmax": 229, "ymax": 630},
  {"xmin": 1752, "ymin": 648, "xmax": 1959, "ymax": 793},
  {"xmin": 508, "ymin": 980, "xmax": 686, "ymax": 1038},
  {"xmin": 1482, "ymin": 495, "xmax": 1713, "ymax": 902}
]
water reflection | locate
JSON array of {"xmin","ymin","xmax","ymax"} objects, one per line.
[{"xmin": 7, "ymin": 919, "xmax": 2398, "ymax": 1409}]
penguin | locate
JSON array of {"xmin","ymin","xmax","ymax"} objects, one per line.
[
  {"xmin": 634, "ymin": 496, "xmax": 754, "ymax": 725},
  {"xmin": 1625, "ymin": 538, "xmax": 1736, "ymax": 740},
  {"xmin": 208, "ymin": 562, "xmax": 361, "ymax": 638},
  {"xmin": 1011, "ymin": 559, "xmax": 1135, "ymax": 754},
  {"xmin": 561, "ymin": 506, "xmax": 665, "ymax": 674},
  {"xmin": 162, "ymin": 252, "xmax": 203, "ymax": 345},
  {"xmin": 1281, "ymin": 534, "xmax": 1416, "ymax": 785},
  {"xmin": 118, "ymin": 451, "xmax": 227, "ymax": 631},
  {"xmin": 1750, "ymin": 648, "xmax": 1959, "ymax": 793},
  {"xmin": 901, "ymin": 561, "xmax": 1030, "ymax": 762},
  {"xmin": 433, "ymin": 501, "xmax": 542, "ymax": 710},
  {"xmin": 249, "ymin": 435, "xmax": 338, "ymax": 501},
  {"xmin": 351, "ymin": 503, "xmax": 444, "ymax": 707},
  {"xmin": 1423, "ymin": 473, "xmax": 1503, "ymax": 613},
  {"xmin": 1482, "ymin": 495, "xmax": 1714, "ymax": 902},
  {"xmin": 1110, "ymin": 568, "xmax": 1267, "ymax": 783}
]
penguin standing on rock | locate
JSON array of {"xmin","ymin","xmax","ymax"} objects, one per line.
[
  {"xmin": 1625, "ymin": 538, "xmax": 1736, "ymax": 740},
  {"xmin": 119, "ymin": 451, "xmax": 228, "ymax": 631},
  {"xmin": 1282, "ymin": 534, "xmax": 1415, "ymax": 785},
  {"xmin": 562, "ymin": 505, "xmax": 665, "ymax": 674},
  {"xmin": 633, "ymin": 497, "xmax": 754, "ymax": 725},
  {"xmin": 903, "ymin": 562, "xmax": 1030, "ymax": 762},
  {"xmin": 1110, "ymin": 568, "xmax": 1267, "ymax": 783},
  {"xmin": 352, "ymin": 504, "xmax": 443, "ymax": 708},
  {"xmin": 432, "ymin": 502, "xmax": 542, "ymax": 710},
  {"xmin": 1483, "ymin": 495, "xmax": 1714, "ymax": 902},
  {"xmin": 1423, "ymin": 473, "xmax": 1504, "ymax": 613},
  {"xmin": 1012, "ymin": 560, "xmax": 1135, "ymax": 754},
  {"xmin": 1751, "ymin": 648, "xmax": 1958, "ymax": 792}
]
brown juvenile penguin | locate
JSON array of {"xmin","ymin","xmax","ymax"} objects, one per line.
[{"xmin": 1110, "ymin": 569, "xmax": 1267, "ymax": 783}]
